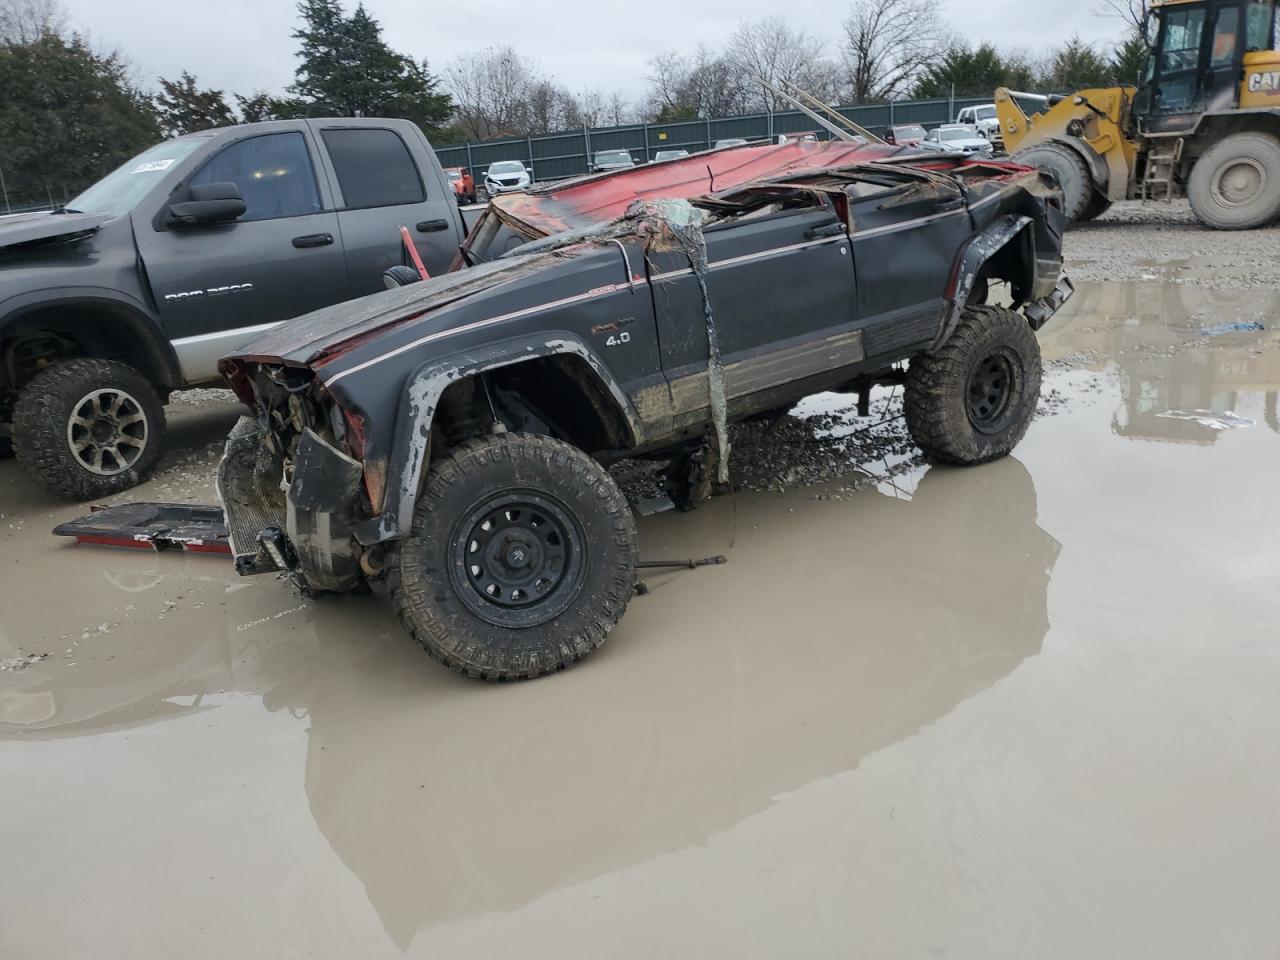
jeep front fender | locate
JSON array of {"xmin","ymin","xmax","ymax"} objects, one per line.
[{"xmin": 355, "ymin": 332, "xmax": 644, "ymax": 545}]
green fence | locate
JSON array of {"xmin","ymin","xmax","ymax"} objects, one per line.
[{"xmin": 435, "ymin": 96, "xmax": 991, "ymax": 183}]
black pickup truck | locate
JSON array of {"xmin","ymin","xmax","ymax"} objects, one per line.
[
  {"xmin": 0, "ymin": 118, "xmax": 466, "ymax": 499},
  {"xmin": 218, "ymin": 141, "xmax": 1072, "ymax": 681}
]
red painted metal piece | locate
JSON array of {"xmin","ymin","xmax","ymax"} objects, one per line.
[
  {"xmin": 400, "ymin": 225, "xmax": 430, "ymax": 280},
  {"xmin": 487, "ymin": 140, "xmax": 904, "ymax": 236}
]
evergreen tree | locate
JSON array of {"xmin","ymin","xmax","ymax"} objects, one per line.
[
  {"xmin": 912, "ymin": 43, "xmax": 1018, "ymax": 98},
  {"xmin": 1110, "ymin": 30, "xmax": 1150, "ymax": 86},
  {"xmin": 287, "ymin": 0, "xmax": 452, "ymax": 130},
  {"xmin": 1043, "ymin": 36, "xmax": 1114, "ymax": 91},
  {"xmin": 154, "ymin": 70, "xmax": 236, "ymax": 137},
  {"xmin": 0, "ymin": 33, "xmax": 160, "ymax": 207}
]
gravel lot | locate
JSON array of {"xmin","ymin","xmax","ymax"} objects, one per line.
[{"xmin": 1065, "ymin": 199, "xmax": 1280, "ymax": 286}]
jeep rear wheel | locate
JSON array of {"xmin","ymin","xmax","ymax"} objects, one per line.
[
  {"xmin": 13, "ymin": 358, "xmax": 165, "ymax": 500},
  {"xmin": 390, "ymin": 433, "xmax": 638, "ymax": 680},
  {"xmin": 904, "ymin": 304, "xmax": 1042, "ymax": 466}
]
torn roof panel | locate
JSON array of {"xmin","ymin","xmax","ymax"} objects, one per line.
[{"xmin": 489, "ymin": 140, "xmax": 916, "ymax": 235}]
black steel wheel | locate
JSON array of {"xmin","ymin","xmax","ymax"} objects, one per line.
[
  {"xmin": 391, "ymin": 432, "xmax": 638, "ymax": 680},
  {"xmin": 451, "ymin": 490, "xmax": 586, "ymax": 627},
  {"xmin": 905, "ymin": 304, "xmax": 1041, "ymax": 466},
  {"xmin": 965, "ymin": 348, "xmax": 1020, "ymax": 434}
]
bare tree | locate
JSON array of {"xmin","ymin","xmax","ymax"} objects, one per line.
[
  {"xmin": 0, "ymin": 0, "xmax": 67, "ymax": 43},
  {"xmin": 842, "ymin": 0, "xmax": 945, "ymax": 102},
  {"xmin": 644, "ymin": 43, "xmax": 757, "ymax": 120},
  {"xmin": 728, "ymin": 17, "xmax": 833, "ymax": 112},
  {"xmin": 444, "ymin": 46, "xmax": 538, "ymax": 139},
  {"xmin": 1096, "ymin": 0, "xmax": 1150, "ymax": 34}
]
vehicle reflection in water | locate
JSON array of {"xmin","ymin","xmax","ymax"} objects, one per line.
[
  {"xmin": 1042, "ymin": 281, "xmax": 1280, "ymax": 443},
  {"xmin": 1, "ymin": 457, "xmax": 1056, "ymax": 947},
  {"xmin": 302, "ymin": 460, "xmax": 1058, "ymax": 943}
]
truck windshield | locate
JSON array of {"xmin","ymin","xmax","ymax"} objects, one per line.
[{"xmin": 66, "ymin": 137, "xmax": 206, "ymax": 217}]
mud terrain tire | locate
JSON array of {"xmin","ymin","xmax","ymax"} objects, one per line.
[
  {"xmin": 391, "ymin": 433, "xmax": 638, "ymax": 680},
  {"xmin": 13, "ymin": 358, "xmax": 165, "ymax": 500},
  {"xmin": 1187, "ymin": 132, "xmax": 1280, "ymax": 230},
  {"xmin": 905, "ymin": 305, "xmax": 1041, "ymax": 466},
  {"xmin": 1014, "ymin": 142, "xmax": 1091, "ymax": 222}
]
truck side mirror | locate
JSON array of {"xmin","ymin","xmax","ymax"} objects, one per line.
[{"xmin": 168, "ymin": 181, "xmax": 246, "ymax": 226}]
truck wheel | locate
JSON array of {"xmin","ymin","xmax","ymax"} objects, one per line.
[
  {"xmin": 1077, "ymin": 190, "xmax": 1112, "ymax": 222},
  {"xmin": 12, "ymin": 358, "xmax": 165, "ymax": 500},
  {"xmin": 1014, "ymin": 142, "xmax": 1091, "ymax": 221},
  {"xmin": 904, "ymin": 305, "xmax": 1042, "ymax": 466},
  {"xmin": 391, "ymin": 433, "xmax": 638, "ymax": 680},
  {"xmin": 1187, "ymin": 133, "xmax": 1280, "ymax": 230}
]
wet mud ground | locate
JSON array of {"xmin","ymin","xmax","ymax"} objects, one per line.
[{"xmin": 4, "ymin": 211, "xmax": 1280, "ymax": 957}]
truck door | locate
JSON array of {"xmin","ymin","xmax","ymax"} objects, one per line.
[
  {"xmin": 848, "ymin": 177, "xmax": 972, "ymax": 358},
  {"xmin": 646, "ymin": 202, "xmax": 859, "ymax": 427},
  {"xmin": 135, "ymin": 129, "xmax": 348, "ymax": 383},
  {"xmin": 311, "ymin": 123, "xmax": 462, "ymax": 294}
]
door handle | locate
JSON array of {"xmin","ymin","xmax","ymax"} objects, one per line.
[
  {"xmin": 416, "ymin": 219, "xmax": 450, "ymax": 233},
  {"xmin": 806, "ymin": 222, "xmax": 846, "ymax": 240},
  {"xmin": 292, "ymin": 233, "xmax": 334, "ymax": 248}
]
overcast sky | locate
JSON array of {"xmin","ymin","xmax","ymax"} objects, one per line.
[{"xmin": 64, "ymin": 0, "xmax": 1125, "ymax": 103}]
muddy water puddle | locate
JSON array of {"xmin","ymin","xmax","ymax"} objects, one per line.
[{"xmin": 2, "ymin": 281, "xmax": 1279, "ymax": 958}]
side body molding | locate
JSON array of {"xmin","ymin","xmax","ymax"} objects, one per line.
[{"xmin": 355, "ymin": 332, "xmax": 645, "ymax": 545}]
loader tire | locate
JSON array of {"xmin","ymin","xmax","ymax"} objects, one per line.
[
  {"xmin": 905, "ymin": 305, "xmax": 1042, "ymax": 466},
  {"xmin": 390, "ymin": 433, "xmax": 638, "ymax": 681},
  {"xmin": 1014, "ymin": 142, "xmax": 1092, "ymax": 222},
  {"xmin": 13, "ymin": 359, "xmax": 165, "ymax": 500},
  {"xmin": 1078, "ymin": 190, "xmax": 1112, "ymax": 222},
  {"xmin": 1187, "ymin": 132, "xmax": 1280, "ymax": 230}
]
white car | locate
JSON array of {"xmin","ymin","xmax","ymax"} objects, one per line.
[
  {"xmin": 484, "ymin": 160, "xmax": 531, "ymax": 195},
  {"xmin": 955, "ymin": 104, "xmax": 1001, "ymax": 142},
  {"xmin": 919, "ymin": 124, "xmax": 994, "ymax": 158},
  {"xmin": 652, "ymin": 149, "xmax": 690, "ymax": 162},
  {"xmin": 713, "ymin": 138, "xmax": 749, "ymax": 149}
]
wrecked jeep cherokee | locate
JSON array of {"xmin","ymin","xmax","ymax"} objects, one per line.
[{"xmin": 217, "ymin": 140, "xmax": 1072, "ymax": 680}]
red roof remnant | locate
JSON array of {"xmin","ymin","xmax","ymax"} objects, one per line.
[{"xmin": 487, "ymin": 140, "xmax": 910, "ymax": 236}]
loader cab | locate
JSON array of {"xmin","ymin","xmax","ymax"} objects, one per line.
[{"xmin": 1137, "ymin": 0, "xmax": 1280, "ymax": 133}]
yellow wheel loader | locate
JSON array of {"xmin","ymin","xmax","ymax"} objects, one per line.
[{"xmin": 996, "ymin": 0, "xmax": 1280, "ymax": 229}]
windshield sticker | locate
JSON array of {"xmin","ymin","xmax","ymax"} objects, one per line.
[{"xmin": 131, "ymin": 158, "xmax": 177, "ymax": 175}]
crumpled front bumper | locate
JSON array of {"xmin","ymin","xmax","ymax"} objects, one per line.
[{"xmin": 217, "ymin": 421, "xmax": 365, "ymax": 592}]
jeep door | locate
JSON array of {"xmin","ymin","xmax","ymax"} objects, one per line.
[
  {"xmin": 310, "ymin": 122, "xmax": 463, "ymax": 293},
  {"xmin": 134, "ymin": 129, "xmax": 349, "ymax": 383},
  {"xmin": 848, "ymin": 176, "xmax": 973, "ymax": 359},
  {"xmin": 646, "ymin": 201, "xmax": 859, "ymax": 430}
]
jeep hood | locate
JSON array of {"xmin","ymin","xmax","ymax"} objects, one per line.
[
  {"xmin": 223, "ymin": 252, "xmax": 560, "ymax": 369},
  {"xmin": 0, "ymin": 210, "xmax": 114, "ymax": 253}
]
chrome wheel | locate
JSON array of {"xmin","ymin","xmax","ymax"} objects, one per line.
[{"xmin": 66, "ymin": 388, "xmax": 149, "ymax": 476}]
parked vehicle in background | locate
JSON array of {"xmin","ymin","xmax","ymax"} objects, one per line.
[
  {"xmin": 218, "ymin": 139, "xmax": 1071, "ymax": 682},
  {"xmin": 0, "ymin": 117, "xmax": 466, "ymax": 499},
  {"xmin": 883, "ymin": 123, "xmax": 928, "ymax": 146},
  {"xmin": 652, "ymin": 149, "xmax": 690, "ymax": 162},
  {"xmin": 591, "ymin": 150, "xmax": 636, "ymax": 173},
  {"xmin": 713, "ymin": 137, "xmax": 750, "ymax": 149},
  {"xmin": 920, "ymin": 124, "xmax": 994, "ymax": 158},
  {"xmin": 444, "ymin": 166, "xmax": 476, "ymax": 204},
  {"xmin": 956, "ymin": 104, "xmax": 1001, "ymax": 142},
  {"xmin": 484, "ymin": 160, "xmax": 531, "ymax": 195}
]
